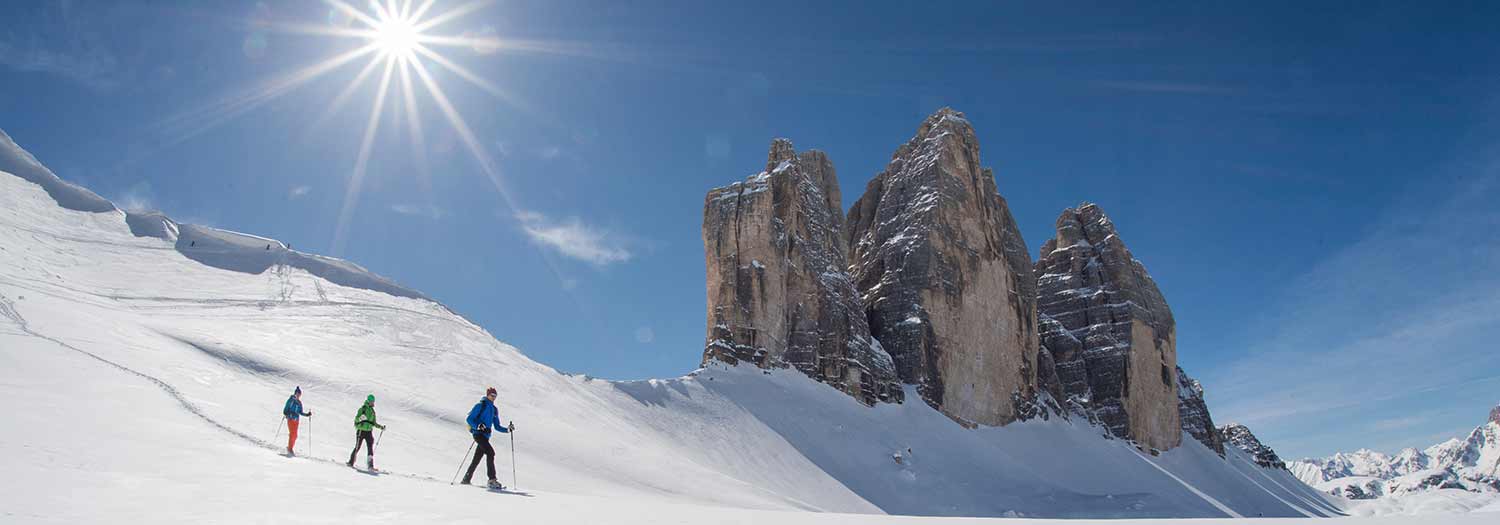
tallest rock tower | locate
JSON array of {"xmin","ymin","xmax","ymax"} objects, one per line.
[{"xmin": 846, "ymin": 108, "xmax": 1039, "ymax": 427}]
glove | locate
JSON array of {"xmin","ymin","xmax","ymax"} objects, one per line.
[
  {"xmin": 508, "ymin": 422, "xmax": 515, "ymax": 432},
  {"xmin": 304, "ymin": 411, "xmax": 313, "ymax": 417}
]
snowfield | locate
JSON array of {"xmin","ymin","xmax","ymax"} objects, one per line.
[{"xmin": 0, "ymin": 131, "xmax": 1491, "ymax": 523}]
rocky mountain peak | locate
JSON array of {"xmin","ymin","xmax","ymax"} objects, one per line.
[
  {"xmin": 1490, "ymin": 402, "xmax": 1500, "ymax": 426},
  {"xmin": 1176, "ymin": 366, "xmax": 1223, "ymax": 455},
  {"xmin": 914, "ymin": 107, "xmax": 975, "ymax": 141},
  {"xmin": 845, "ymin": 108, "xmax": 1038, "ymax": 427},
  {"xmin": 702, "ymin": 138, "xmax": 901, "ymax": 405},
  {"xmin": 1221, "ymin": 423, "xmax": 1287, "ymax": 470},
  {"xmin": 1037, "ymin": 202, "xmax": 1181, "ymax": 451},
  {"xmin": 766, "ymin": 137, "xmax": 798, "ymax": 172}
]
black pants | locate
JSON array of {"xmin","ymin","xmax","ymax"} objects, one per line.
[
  {"xmin": 348, "ymin": 430, "xmax": 375, "ymax": 465},
  {"xmin": 464, "ymin": 434, "xmax": 496, "ymax": 482}
]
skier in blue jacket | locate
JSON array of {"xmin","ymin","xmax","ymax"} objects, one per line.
[
  {"xmin": 461, "ymin": 387, "xmax": 514, "ymax": 488},
  {"xmin": 281, "ymin": 386, "xmax": 312, "ymax": 455}
]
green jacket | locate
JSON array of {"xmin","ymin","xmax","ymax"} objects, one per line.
[{"xmin": 354, "ymin": 402, "xmax": 384, "ymax": 432}]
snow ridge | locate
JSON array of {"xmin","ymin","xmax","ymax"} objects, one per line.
[
  {"xmin": 0, "ymin": 128, "xmax": 115, "ymax": 213},
  {"xmin": 0, "ymin": 128, "xmax": 429, "ymax": 303}
]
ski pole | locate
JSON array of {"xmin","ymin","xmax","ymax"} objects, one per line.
[
  {"xmin": 510, "ymin": 429, "xmax": 517, "ymax": 489},
  {"xmin": 450, "ymin": 440, "xmax": 477, "ymax": 485},
  {"xmin": 273, "ymin": 417, "xmax": 284, "ymax": 447},
  {"xmin": 308, "ymin": 415, "xmax": 313, "ymax": 457},
  {"xmin": 376, "ymin": 428, "xmax": 385, "ymax": 447}
]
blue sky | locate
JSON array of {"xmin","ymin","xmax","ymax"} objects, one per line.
[{"xmin": 2, "ymin": 0, "xmax": 1498, "ymax": 459}]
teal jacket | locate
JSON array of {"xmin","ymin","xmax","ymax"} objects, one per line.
[{"xmin": 283, "ymin": 396, "xmax": 309, "ymax": 421}]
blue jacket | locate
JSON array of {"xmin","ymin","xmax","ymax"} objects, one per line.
[
  {"xmin": 466, "ymin": 398, "xmax": 509, "ymax": 438},
  {"xmin": 283, "ymin": 396, "xmax": 308, "ymax": 421}
]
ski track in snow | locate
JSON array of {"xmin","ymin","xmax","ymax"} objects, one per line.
[
  {"xmin": 2, "ymin": 292, "xmax": 266, "ymax": 446},
  {"xmin": 1128, "ymin": 446, "xmax": 1244, "ymax": 518},
  {"xmin": 1243, "ymin": 456, "xmax": 1348, "ymax": 517},
  {"xmin": 1228, "ymin": 455, "xmax": 1320, "ymax": 517},
  {"xmin": 0, "ymin": 291, "xmax": 453, "ymax": 485}
]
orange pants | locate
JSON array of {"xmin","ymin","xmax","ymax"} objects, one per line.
[{"xmin": 287, "ymin": 418, "xmax": 300, "ymax": 451}]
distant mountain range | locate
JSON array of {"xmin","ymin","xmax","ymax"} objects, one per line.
[{"xmin": 1290, "ymin": 405, "xmax": 1500, "ymax": 499}]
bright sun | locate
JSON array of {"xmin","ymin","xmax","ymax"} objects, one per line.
[
  {"xmin": 371, "ymin": 14, "xmax": 419, "ymax": 57},
  {"xmin": 198, "ymin": 0, "xmax": 520, "ymax": 255}
]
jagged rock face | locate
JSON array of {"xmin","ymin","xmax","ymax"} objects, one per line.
[
  {"xmin": 1390, "ymin": 448, "xmax": 1430, "ymax": 475},
  {"xmin": 1385, "ymin": 470, "xmax": 1466, "ymax": 495},
  {"xmin": 1491, "ymin": 404, "xmax": 1500, "ymax": 426},
  {"xmin": 1037, "ymin": 203, "xmax": 1180, "ymax": 451},
  {"xmin": 1324, "ymin": 478, "xmax": 1384, "ymax": 500},
  {"xmin": 1295, "ymin": 449, "xmax": 1400, "ymax": 483},
  {"xmin": 1422, "ymin": 439, "xmax": 1468, "ymax": 472},
  {"xmin": 702, "ymin": 139, "xmax": 901, "ymax": 405},
  {"xmin": 1221, "ymin": 424, "xmax": 1287, "ymax": 470},
  {"xmin": 845, "ymin": 108, "xmax": 1038, "ymax": 427},
  {"xmin": 1463, "ymin": 418, "xmax": 1500, "ymax": 477},
  {"xmin": 1176, "ymin": 367, "xmax": 1224, "ymax": 455}
]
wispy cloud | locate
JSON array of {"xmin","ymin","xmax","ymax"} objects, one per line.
[
  {"xmin": 515, "ymin": 210, "xmax": 632, "ymax": 266},
  {"xmin": 1204, "ymin": 163, "xmax": 1500, "ymax": 457},
  {"xmin": 289, "ymin": 185, "xmax": 311, "ymax": 199},
  {"xmin": 390, "ymin": 203, "xmax": 448, "ymax": 220},
  {"xmin": 0, "ymin": 3, "xmax": 126, "ymax": 92},
  {"xmin": 1369, "ymin": 415, "xmax": 1427, "ymax": 432},
  {"xmin": 538, "ymin": 146, "xmax": 562, "ymax": 160}
]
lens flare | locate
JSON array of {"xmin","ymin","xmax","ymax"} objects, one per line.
[
  {"xmin": 303, "ymin": 0, "xmax": 523, "ymax": 254},
  {"xmin": 145, "ymin": 1, "xmax": 539, "ymax": 257},
  {"xmin": 372, "ymin": 14, "xmax": 419, "ymax": 57}
]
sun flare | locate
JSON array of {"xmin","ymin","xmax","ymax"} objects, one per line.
[
  {"xmin": 283, "ymin": 0, "xmax": 520, "ymax": 254},
  {"xmin": 371, "ymin": 13, "xmax": 419, "ymax": 57},
  {"xmin": 157, "ymin": 0, "xmax": 522, "ymax": 256}
]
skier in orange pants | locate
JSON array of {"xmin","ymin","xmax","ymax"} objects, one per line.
[{"xmin": 282, "ymin": 386, "xmax": 313, "ymax": 455}]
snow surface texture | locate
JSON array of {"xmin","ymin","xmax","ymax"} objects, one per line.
[{"xmin": 0, "ymin": 136, "xmax": 1438, "ymax": 522}]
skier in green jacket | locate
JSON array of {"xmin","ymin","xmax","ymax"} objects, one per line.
[{"xmin": 346, "ymin": 394, "xmax": 387, "ymax": 470}]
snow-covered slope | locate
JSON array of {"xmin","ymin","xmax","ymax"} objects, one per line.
[{"xmin": 0, "ymin": 133, "xmax": 1352, "ymax": 521}]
